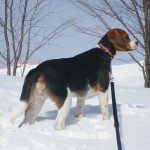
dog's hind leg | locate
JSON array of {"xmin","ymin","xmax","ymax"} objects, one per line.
[
  {"xmin": 98, "ymin": 90, "xmax": 110, "ymax": 120},
  {"xmin": 19, "ymin": 76, "xmax": 47, "ymax": 128},
  {"xmin": 53, "ymin": 88, "xmax": 72, "ymax": 130},
  {"xmin": 75, "ymin": 98, "xmax": 85, "ymax": 118},
  {"xmin": 18, "ymin": 98, "xmax": 46, "ymax": 128}
]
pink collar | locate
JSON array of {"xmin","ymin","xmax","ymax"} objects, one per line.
[{"xmin": 98, "ymin": 43, "xmax": 114, "ymax": 58}]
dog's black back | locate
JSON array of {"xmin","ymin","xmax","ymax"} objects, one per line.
[{"xmin": 38, "ymin": 48, "xmax": 110, "ymax": 90}]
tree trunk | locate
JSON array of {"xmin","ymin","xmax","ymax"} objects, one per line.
[
  {"xmin": 4, "ymin": 0, "xmax": 11, "ymax": 75},
  {"xmin": 7, "ymin": 61, "xmax": 11, "ymax": 75},
  {"xmin": 143, "ymin": 0, "xmax": 150, "ymax": 87},
  {"xmin": 13, "ymin": 61, "xmax": 17, "ymax": 76}
]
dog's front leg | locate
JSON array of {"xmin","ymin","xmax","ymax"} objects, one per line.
[
  {"xmin": 18, "ymin": 99, "xmax": 46, "ymax": 128},
  {"xmin": 98, "ymin": 90, "xmax": 110, "ymax": 120},
  {"xmin": 75, "ymin": 98, "xmax": 85, "ymax": 118}
]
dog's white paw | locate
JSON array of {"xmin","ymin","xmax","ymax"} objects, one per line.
[
  {"xmin": 102, "ymin": 113, "xmax": 110, "ymax": 120},
  {"xmin": 53, "ymin": 121, "xmax": 65, "ymax": 130},
  {"xmin": 75, "ymin": 113, "xmax": 84, "ymax": 118}
]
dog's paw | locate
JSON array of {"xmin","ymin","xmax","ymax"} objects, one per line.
[
  {"xmin": 102, "ymin": 114, "xmax": 110, "ymax": 120},
  {"xmin": 75, "ymin": 113, "xmax": 84, "ymax": 118},
  {"xmin": 53, "ymin": 121, "xmax": 65, "ymax": 130}
]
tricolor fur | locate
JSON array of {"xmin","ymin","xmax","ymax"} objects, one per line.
[{"xmin": 11, "ymin": 28, "xmax": 138, "ymax": 130}]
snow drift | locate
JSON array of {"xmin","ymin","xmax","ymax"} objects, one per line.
[{"xmin": 0, "ymin": 63, "xmax": 150, "ymax": 150}]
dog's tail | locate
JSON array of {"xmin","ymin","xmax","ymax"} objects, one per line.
[{"xmin": 10, "ymin": 68, "xmax": 41, "ymax": 122}]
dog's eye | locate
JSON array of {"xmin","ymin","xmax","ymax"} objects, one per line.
[{"xmin": 125, "ymin": 35, "xmax": 130, "ymax": 40}]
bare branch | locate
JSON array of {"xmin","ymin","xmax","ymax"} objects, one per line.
[
  {"xmin": 131, "ymin": 0, "xmax": 145, "ymax": 38},
  {"xmin": 0, "ymin": 50, "xmax": 7, "ymax": 61},
  {"xmin": 0, "ymin": 60, "xmax": 6, "ymax": 65},
  {"xmin": 128, "ymin": 52, "xmax": 143, "ymax": 69},
  {"xmin": 16, "ymin": 0, "xmax": 28, "ymax": 61},
  {"xmin": 4, "ymin": 0, "xmax": 11, "ymax": 75},
  {"xmin": 10, "ymin": 0, "xmax": 16, "ymax": 59}
]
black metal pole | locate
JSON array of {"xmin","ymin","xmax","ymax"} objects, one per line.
[{"xmin": 110, "ymin": 80, "xmax": 122, "ymax": 150}]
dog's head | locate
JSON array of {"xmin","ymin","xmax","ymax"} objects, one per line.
[{"xmin": 98, "ymin": 28, "xmax": 138, "ymax": 57}]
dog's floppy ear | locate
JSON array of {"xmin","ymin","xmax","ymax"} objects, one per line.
[{"xmin": 110, "ymin": 36, "xmax": 126, "ymax": 51}]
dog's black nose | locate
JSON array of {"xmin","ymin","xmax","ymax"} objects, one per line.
[{"xmin": 136, "ymin": 41, "xmax": 138, "ymax": 45}]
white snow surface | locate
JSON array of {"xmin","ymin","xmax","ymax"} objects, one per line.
[{"xmin": 0, "ymin": 63, "xmax": 150, "ymax": 150}]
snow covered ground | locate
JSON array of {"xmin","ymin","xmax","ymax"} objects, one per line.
[{"xmin": 0, "ymin": 62, "xmax": 150, "ymax": 150}]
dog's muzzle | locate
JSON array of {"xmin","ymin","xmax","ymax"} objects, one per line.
[{"xmin": 130, "ymin": 40, "xmax": 138, "ymax": 50}]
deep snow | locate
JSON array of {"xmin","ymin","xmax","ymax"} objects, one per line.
[{"xmin": 0, "ymin": 63, "xmax": 150, "ymax": 150}]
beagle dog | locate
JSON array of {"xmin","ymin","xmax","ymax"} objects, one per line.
[{"xmin": 11, "ymin": 28, "xmax": 138, "ymax": 130}]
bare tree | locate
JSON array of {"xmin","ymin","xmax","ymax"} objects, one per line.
[
  {"xmin": 0, "ymin": 0, "xmax": 70, "ymax": 76},
  {"xmin": 143, "ymin": 0, "xmax": 150, "ymax": 87},
  {"xmin": 72, "ymin": 0, "xmax": 150, "ymax": 87}
]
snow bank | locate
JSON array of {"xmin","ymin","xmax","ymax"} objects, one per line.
[{"xmin": 0, "ymin": 63, "xmax": 150, "ymax": 150}]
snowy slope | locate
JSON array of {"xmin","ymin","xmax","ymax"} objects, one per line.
[{"xmin": 0, "ymin": 63, "xmax": 150, "ymax": 150}]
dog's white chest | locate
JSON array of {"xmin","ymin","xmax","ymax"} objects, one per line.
[
  {"xmin": 71, "ymin": 87, "xmax": 97, "ymax": 99},
  {"xmin": 84, "ymin": 87, "xmax": 97, "ymax": 99}
]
